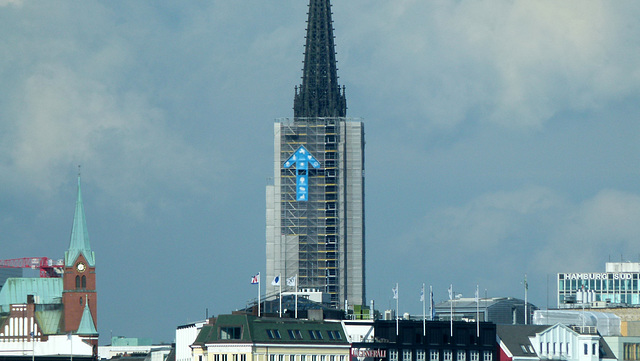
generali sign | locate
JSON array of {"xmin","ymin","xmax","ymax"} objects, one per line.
[{"xmin": 351, "ymin": 349, "xmax": 387, "ymax": 359}]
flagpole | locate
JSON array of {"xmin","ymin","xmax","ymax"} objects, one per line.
[
  {"xmin": 294, "ymin": 275, "xmax": 298, "ymax": 319},
  {"xmin": 396, "ymin": 283, "xmax": 399, "ymax": 336},
  {"xmin": 524, "ymin": 274, "xmax": 528, "ymax": 325},
  {"xmin": 422, "ymin": 283, "xmax": 426, "ymax": 336},
  {"xmin": 449, "ymin": 284, "xmax": 453, "ymax": 337},
  {"xmin": 258, "ymin": 272, "xmax": 261, "ymax": 317},
  {"xmin": 279, "ymin": 274, "xmax": 282, "ymax": 318},
  {"xmin": 476, "ymin": 285, "xmax": 479, "ymax": 337},
  {"xmin": 429, "ymin": 285, "xmax": 434, "ymax": 321}
]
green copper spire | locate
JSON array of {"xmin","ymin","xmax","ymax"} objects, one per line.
[
  {"xmin": 65, "ymin": 175, "xmax": 95, "ymax": 267},
  {"xmin": 76, "ymin": 297, "xmax": 98, "ymax": 335}
]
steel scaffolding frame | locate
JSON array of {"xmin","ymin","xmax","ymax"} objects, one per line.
[{"xmin": 279, "ymin": 117, "xmax": 341, "ymax": 306}]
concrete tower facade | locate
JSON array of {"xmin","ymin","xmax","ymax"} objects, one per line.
[{"xmin": 266, "ymin": 0, "xmax": 365, "ymax": 309}]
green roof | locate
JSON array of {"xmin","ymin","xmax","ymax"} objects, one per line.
[
  {"xmin": 195, "ymin": 314, "xmax": 348, "ymax": 345},
  {"xmin": 65, "ymin": 176, "xmax": 95, "ymax": 267},
  {"xmin": 193, "ymin": 325, "xmax": 215, "ymax": 346},
  {"xmin": 0, "ymin": 278, "xmax": 63, "ymax": 310},
  {"xmin": 76, "ymin": 301, "xmax": 98, "ymax": 335},
  {"xmin": 35, "ymin": 306, "xmax": 63, "ymax": 334}
]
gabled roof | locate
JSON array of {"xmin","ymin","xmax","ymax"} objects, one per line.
[
  {"xmin": 537, "ymin": 322, "xmax": 580, "ymax": 337},
  {"xmin": 76, "ymin": 300, "xmax": 98, "ymax": 335},
  {"xmin": 65, "ymin": 176, "xmax": 95, "ymax": 267},
  {"xmin": 497, "ymin": 323, "xmax": 617, "ymax": 360}
]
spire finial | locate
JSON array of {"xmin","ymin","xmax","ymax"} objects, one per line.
[
  {"xmin": 65, "ymin": 168, "xmax": 95, "ymax": 267},
  {"xmin": 293, "ymin": 0, "xmax": 346, "ymax": 118}
]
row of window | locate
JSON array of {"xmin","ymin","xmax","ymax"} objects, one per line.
[
  {"xmin": 538, "ymin": 341, "xmax": 599, "ymax": 357},
  {"xmin": 389, "ymin": 349, "xmax": 492, "ymax": 361},
  {"xmin": 213, "ymin": 354, "xmax": 247, "ymax": 361},
  {"xmin": 539, "ymin": 341, "xmax": 571, "ymax": 356},
  {"xmin": 624, "ymin": 342, "xmax": 640, "ymax": 360},
  {"xmin": 266, "ymin": 355, "xmax": 346, "ymax": 361},
  {"xmin": 75, "ymin": 275, "xmax": 87, "ymax": 289},
  {"xmin": 559, "ymin": 278, "xmax": 640, "ymax": 292},
  {"xmin": 266, "ymin": 329, "xmax": 342, "ymax": 341},
  {"xmin": 584, "ymin": 343, "xmax": 598, "ymax": 356}
]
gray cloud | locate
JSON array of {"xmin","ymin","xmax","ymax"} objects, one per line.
[{"xmin": 2, "ymin": 0, "xmax": 640, "ymax": 342}]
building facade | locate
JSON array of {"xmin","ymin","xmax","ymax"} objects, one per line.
[
  {"xmin": 558, "ymin": 262, "xmax": 640, "ymax": 308},
  {"xmin": 266, "ymin": 0, "xmax": 365, "ymax": 309},
  {"xmin": 349, "ymin": 320, "xmax": 497, "ymax": 361},
  {"xmin": 191, "ymin": 314, "xmax": 350, "ymax": 361}
]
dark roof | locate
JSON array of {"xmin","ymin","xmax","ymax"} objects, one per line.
[
  {"xmin": 192, "ymin": 325, "xmax": 215, "ymax": 346},
  {"xmin": 195, "ymin": 314, "xmax": 348, "ymax": 346},
  {"xmin": 599, "ymin": 336, "xmax": 617, "ymax": 359},
  {"xmin": 496, "ymin": 324, "xmax": 550, "ymax": 358},
  {"xmin": 164, "ymin": 346, "xmax": 176, "ymax": 361}
]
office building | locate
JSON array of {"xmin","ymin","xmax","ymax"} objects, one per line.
[
  {"xmin": 266, "ymin": 0, "xmax": 365, "ymax": 309},
  {"xmin": 558, "ymin": 262, "xmax": 640, "ymax": 308}
]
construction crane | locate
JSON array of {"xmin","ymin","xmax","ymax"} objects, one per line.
[{"xmin": 0, "ymin": 257, "xmax": 64, "ymax": 278}]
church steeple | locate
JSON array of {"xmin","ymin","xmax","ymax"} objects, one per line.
[
  {"xmin": 76, "ymin": 297, "xmax": 98, "ymax": 335},
  {"xmin": 65, "ymin": 174, "xmax": 95, "ymax": 267},
  {"xmin": 293, "ymin": 0, "xmax": 346, "ymax": 118}
]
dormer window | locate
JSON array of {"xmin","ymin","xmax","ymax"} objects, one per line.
[{"xmin": 220, "ymin": 326, "xmax": 242, "ymax": 340}]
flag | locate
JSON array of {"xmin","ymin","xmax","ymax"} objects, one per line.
[
  {"xmin": 272, "ymin": 275, "xmax": 281, "ymax": 286},
  {"xmin": 392, "ymin": 286, "xmax": 398, "ymax": 299},
  {"xmin": 420, "ymin": 286, "xmax": 425, "ymax": 302},
  {"xmin": 448, "ymin": 284, "xmax": 453, "ymax": 300},
  {"xmin": 251, "ymin": 273, "xmax": 260, "ymax": 284},
  {"xmin": 430, "ymin": 286, "xmax": 435, "ymax": 319},
  {"xmin": 475, "ymin": 286, "xmax": 479, "ymax": 303},
  {"xmin": 286, "ymin": 275, "xmax": 297, "ymax": 287}
]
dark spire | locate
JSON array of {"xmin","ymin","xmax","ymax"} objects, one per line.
[{"xmin": 293, "ymin": 0, "xmax": 347, "ymax": 118}]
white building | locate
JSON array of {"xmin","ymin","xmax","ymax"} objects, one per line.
[
  {"xmin": 175, "ymin": 320, "xmax": 207, "ymax": 361},
  {"xmin": 497, "ymin": 324, "xmax": 616, "ymax": 361}
]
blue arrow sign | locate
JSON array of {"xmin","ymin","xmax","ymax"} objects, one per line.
[{"xmin": 284, "ymin": 146, "xmax": 320, "ymax": 201}]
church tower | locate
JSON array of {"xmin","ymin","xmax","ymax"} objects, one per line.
[
  {"xmin": 62, "ymin": 175, "xmax": 97, "ymax": 335},
  {"xmin": 267, "ymin": 0, "xmax": 365, "ymax": 309}
]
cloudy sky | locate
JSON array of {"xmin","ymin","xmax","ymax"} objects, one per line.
[{"xmin": 2, "ymin": 0, "xmax": 640, "ymax": 344}]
